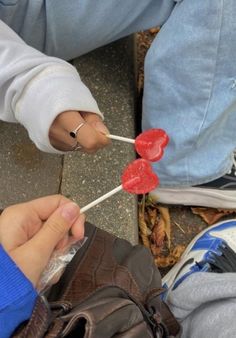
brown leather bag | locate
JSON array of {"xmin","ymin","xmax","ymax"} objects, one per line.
[{"xmin": 13, "ymin": 222, "xmax": 181, "ymax": 338}]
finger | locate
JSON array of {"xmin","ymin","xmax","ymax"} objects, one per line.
[
  {"xmin": 71, "ymin": 213, "xmax": 86, "ymax": 239},
  {"xmin": 90, "ymin": 120, "xmax": 110, "ymax": 135},
  {"xmin": 27, "ymin": 195, "xmax": 70, "ymax": 221},
  {"xmin": 52, "ymin": 121, "xmax": 108, "ymax": 153},
  {"xmin": 55, "ymin": 213, "xmax": 85, "ymax": 250},
  {"xmin": 53, "ymin": 110, "xmax": 84, "ymax": 132},
  {"xmin": 81, "ymin": 111, "xmax": 110, "ymax": 145},
  {"xmin": 0, "ymin": 195, "xmax": 71, "ymax": 251},
  {"xmin": 80, "ymin": 111, "xmax": 101, "ymax": 121},
  {"xmin": 49, "ymin": 111, "xmax": 84, "ymax": 151},
  {"xmin": 30, "ymin": 202, "xmax": 80, "ymax": 253},
  {"xmin": 8, "ymin": 202, "xmax": 82, "ymax": 286},
  {"xmin": 75, "ymin": 122, "xmax": 110, "ymax": 153},
  {"xmin": 50, "ymin": 132, "xmax": 79, "ymax": 152},
  {"xmin": 55, "ymin": 232, "xmax": 70, "ymax": 250},
  {"xmin": 50, "ymin": 110, "xmax": 110, "ymax": 153},
  {"xmin": 50, "ymin": 117, "xmax": 83, "ymax": 151}
]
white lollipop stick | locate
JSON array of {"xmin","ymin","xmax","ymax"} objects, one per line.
[
  {"xmin": 107, "ymin": 134, "xmax": 135, "ymax": 144},
  {"xmin": 80, "ymin": 185, "xmax": 123, "ymax": 213}
]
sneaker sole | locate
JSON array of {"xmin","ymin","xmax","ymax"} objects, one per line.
[
  {"xmin": 150, "ymin": 187, "xmax": 236, "ymax": 209},
  {"xmin": 162, "ymin": 219, "xmax": 236, "ymax": 292}
]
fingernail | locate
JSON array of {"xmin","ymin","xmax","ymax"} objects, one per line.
[
  {"xmin": 93, "ymin": 121, "xmax": 109, "ymax": 134},
  {"xmin": 61, "ymin": 202, "xmax": 79, "ymax": 222}
]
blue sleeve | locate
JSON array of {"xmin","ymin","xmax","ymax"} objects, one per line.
[{"xmin": 0, "ymin": 245, "xmax": 38, "ymax": 338}]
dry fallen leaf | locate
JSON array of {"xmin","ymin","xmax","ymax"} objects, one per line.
[
  {"xmin": 138, "ymin": 196, "xmax": 192, "ymax": 270},
  {"xmin": 149, "ymin": 27, "xmax": 160, "ymax": 34},
  {"xmin": 150, "ymin": 243, "xmax": 162, "ymax": 256},
  {"xmin": 138, "ymin": 199, "xmax": 151, "ymax": 249},
  {"xmin": 147, "ymin": 207, "xmax": 158, "ymax": 228},
  {"xmin": 151, "ymin": 217, "xmax": 166, "ymax": 250},
  {"xmin": 154, "ymin": 245, "xmax": 186, "ymax": 268},
  {"xmin": 155, "ymin": 256, "xmax": 176, "ymax": 268},
  {"xmin": 158, "ymin": 206, "xmax": 171, "ymax": 249},
  {"xmin": 191, "ymin": 207, "xmax": 236, "ymax": 225},
  {"xmin": 172, "ymin": 245, "xmax": 186, "ymax": 260}
]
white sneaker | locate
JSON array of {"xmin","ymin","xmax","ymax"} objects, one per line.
[
  {"xmin": 162, "ymin": 219, "xmax": 236, "ymax": 298},
  {"xmin": 150, "ymin": 163, "xmax": 236, "ymax": 208}
]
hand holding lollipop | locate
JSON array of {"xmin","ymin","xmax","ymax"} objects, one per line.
[{"xmin": 41, "ymin": 129, "xmax": 169, "ymax": 290}]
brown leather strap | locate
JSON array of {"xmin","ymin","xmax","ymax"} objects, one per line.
[
  {"xmin": 12, "ymin": 296, "xmax": 52, "ymax": 338},
  {"xmin": 147, "ymin": 295, "xmax": 181, "ymax": 337},
  {"xmin": 159, "ymin": 301, "xmax": 181, "ymax": 337}
]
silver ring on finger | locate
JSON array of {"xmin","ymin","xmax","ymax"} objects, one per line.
[{"xmin": 69, "ymin": 122, "xmax": 86, "ymax": 139}]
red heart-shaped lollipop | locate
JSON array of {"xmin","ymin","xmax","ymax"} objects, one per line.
[
  {"xmin": 121, "ymin": 158, "xmax": 159, "ymax": 194},
  {"xmin": 135, "ymin": 129, "xmax": 169, "ymax": 162}
]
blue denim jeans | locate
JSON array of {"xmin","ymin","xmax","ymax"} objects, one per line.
[{"xmin": 1, "ymin": 0, "xmax": 236, "ymax": 187}]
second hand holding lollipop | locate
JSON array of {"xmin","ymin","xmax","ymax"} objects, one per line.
[
  {"xmin": 42, "ymin": 137, "xmax": 165, "ymax": 291},
  {"xmin": 42, "ymin": 133, "xmax": 166, "ymax": 290}
]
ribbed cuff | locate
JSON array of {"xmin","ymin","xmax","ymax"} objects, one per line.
[
  {"xmin": 0, "ymin": 245, "xmax": 37, "ymax": 309},
  {"xmin": 15, "ymin": 64, "xmax": 103, "ymax": 153}
]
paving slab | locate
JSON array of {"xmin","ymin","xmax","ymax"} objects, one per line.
[
  {"xmin": 0, "ymin": 122, "xmax": 62, "ymax": 209},
  {"xmin": 61, "ymin": 37, "xmax": 138, "ymax": 244}
]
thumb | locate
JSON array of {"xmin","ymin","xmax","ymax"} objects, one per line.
[
  {"xmin": 8, "ymin": 202, "xmax": 80, "ymax": 286},
  {"xmin": 31, "ymin": 202, "xmax": 80, "ymax": 254}
]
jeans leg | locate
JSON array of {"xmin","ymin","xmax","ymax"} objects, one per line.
[{"xmin": 143, "ymin": 0, "xmax": 236, "ymax": 187}]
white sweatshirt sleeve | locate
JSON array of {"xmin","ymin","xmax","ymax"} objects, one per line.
[{"xmin": 0, "ymin": 20, "xmax": 103, "ymax": 153}]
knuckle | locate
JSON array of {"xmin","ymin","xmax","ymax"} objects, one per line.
[
  {"xmin": 2, "ymin": 206, "xmax": 11, "ymax": 216},
  {"xmin": 84, "ymin": 139, "xmax": 98, "ymax": 151},
  {"xmin": 85, "ymin": 148, "xmax": 97, "ymax": 154},
  {"xmin": 2, "ymin": 205, "xmax": 18, "ymax": 217},
  {"xmin": 47, "ymin": 218, "xmax": 68, "ymax": 235}
]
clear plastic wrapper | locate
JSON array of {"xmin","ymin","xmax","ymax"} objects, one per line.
[{"xmin": 38, "ymin": 237, "xmax": 87, "ymax": 293}]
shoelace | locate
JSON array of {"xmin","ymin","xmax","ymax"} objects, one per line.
[{"xmin": 196, "ymin": 243, "xmax": 236, "ymax": 273}]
